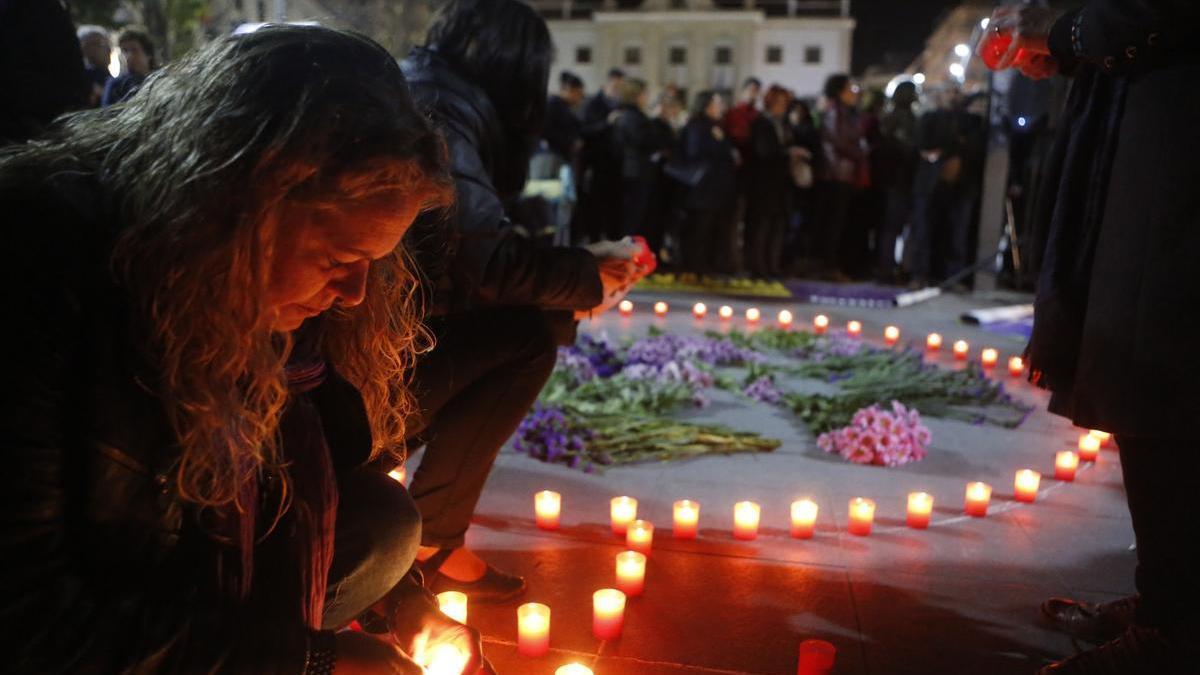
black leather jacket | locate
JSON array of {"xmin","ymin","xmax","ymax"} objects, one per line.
[
  {"xmin": 0, "ymin": 169, "xmax": 388, "ymax": 673},
  {"xmin": 401, "ymin": 48, "xmax": 603, "ymax": 316}
]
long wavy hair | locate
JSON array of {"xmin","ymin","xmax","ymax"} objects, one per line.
[{"xmin": 0, "ymin": 26, "xmax": 452, "ymax": 517}]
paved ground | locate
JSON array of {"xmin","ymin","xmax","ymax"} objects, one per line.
[{"xmin": 407, "ymin": 288, "xmax": 1136, "ymax": 675}]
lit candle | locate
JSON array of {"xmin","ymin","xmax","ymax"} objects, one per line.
[
  {"xmin": 847, "ymin": 498, "xmax": 876, "ymax": 536},
  {"xmin": 626, "ymin": 519, "xmax": 654, "ymax": 555},
  {"xmin": 1008, "ymin": 356, "xmax": 1025, "ymax": 377},
  {"xmin": 517, "ymin": 602, "xmax": 551, "ymax": 657},
  {"xmin": 981, "ymin": 348, "xmax": 999, "ymax": 368},
  {"xmin": 746, "ymin": 307, "xmax": 761, "ymax": 323},
  {"xmin": 615, "ymin": 550, "xmax": 646, "ymax": 597},
  {"xmin": 1014, "ymin": 470, "xmax": 1041, "ymax": 503},
  {"xmin": 797, "ymin": 639, "xmax": 837, "ymax": 675},
  {"xmin": 952, "ymin": 340, "xmax": 969, "ymax": 360},
  {"xmin": 618, "ymin": 299, "xmax": 634, "ymax": 317},
  {"xmin": 964, "ymin": 482, "xmax": 992, "ymax": 517},
  {"xmin": 846, "ymin": 320, "xmax": 862, "ymax": 337},
  {"xmin": 927, "ymin": 333, "xmax": 943, "ymax": 351},
  {"xmin": 719, "ymin": 305, "xmax": 734, "ymax": 320},
  {"xmin": 592, "ymin": 589, "xmax": 626, "ymax": 640},
  {"xmin": 423, "ymin": 644, "xmax": 469, "ymax": 675},
  {"xmin": 906, "ymin": 492, "xmax": 934, "ymax": 529},
  {"xmin": 555, "ymin": 665, "xmax": 593, "ymax": 675},
  {"xmin": 1055, "ymin": 451, "xmax": 1079, "ymax": 481},
  {"xmin": 1078, "ymin": 433, "xmax": 1101, "ymax": 462},
  {"xmin": 387, "ymin": 466, "xmax": 406, "ymax": 484},
  {"xmin": 673, "ymin": 499, "xmax": 699, "ymax": 539},
  {"xmin": 692, "ymin": 302, "xmax": 707, "ymax": 319},
  {"xmin": 778, "ymin": 309, "xmax": 795, "ymax": 327},
  {"xmin": 733, "ymin": 501, "xmax": 761, "ymax": 540},
  {"xmin": 437, "ymin": 591, "xmax": 468, "ymax": 624},
  {"xmin": 1089, "ymin": 429, "xmax": 1112, "ymax": 447},
  {"xmin": 790, "ymin": 499, "xmax": 819, "ymax": 539},
  {"xmin": 610, "ymin": 496, "xmax": 638, "ymax": 536},
  {"xmin": 884, "ymin": 325, "xmax": 900, "ymax": 346},
  {"xmin": 654, "ymin": 301, "xmax": 668, "ymax": 317},
  {"xmin": 534, "ymin": 490, "xmax": 561, "ymax": 530},
  {"xmin": 813, "ymin": 314, "xmax": 829, "ymax": 334}
]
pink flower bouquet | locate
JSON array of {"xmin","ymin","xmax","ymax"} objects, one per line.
[{"xmin": 816, "ymin": 401, "xmax": 931, "ymax": 467}]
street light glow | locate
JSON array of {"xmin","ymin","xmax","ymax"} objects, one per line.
[
  {"xmin": 949, "ymin": 62, "xmax": 966, "ymax": 79},
  {"xmin": 954, "ymin": 43, "xmax": 971, "ymax": 58},
  {"xmin": 980, "ymin": 17, "xmax": 990, "ymax": 29},
  {"xmin": 912, "ymin": 72, "xmax": 926, "ymax": 85}
]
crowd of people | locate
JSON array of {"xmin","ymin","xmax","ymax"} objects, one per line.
[
  {"xmin": 1, "ymin": 0, "xmax": 1197, "ymax": 673},
  {"xmin": 535, "ymin": 65, "xmax": 989, "ymax": 287}
]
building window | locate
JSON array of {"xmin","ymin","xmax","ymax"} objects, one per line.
[
  {"xmin": 575, "ymin": 46, "xmax": 592, "ymax": 64},
  {"xmin": 714, "ymin": 46, "xmax": 733, "ymax": 65},
  {"xmin": 669, "ymin": 46, "xmax": 687, "ymax": 65},
  {"xmin": 765, "ymin": 45, "xmax": 783, "ymax": 64},
  {"xmin": 804, "ymin": 45, "xmax": 822, "ymax": 64},
  {"xmin": 670, "ymin": 0, "xmax": 686, "ymax": 7},
  {"xmin": 624, "ymin": 46, "xmax": 642, "ymax": 65}
]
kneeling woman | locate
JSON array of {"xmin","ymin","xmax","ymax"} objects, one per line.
[{"xmin": 0, "ymin": 26, "xmax": 491, "ymax": 674}]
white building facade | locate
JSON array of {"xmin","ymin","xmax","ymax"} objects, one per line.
[{"xmin": 536, "ymin": 0, "xmax": 854, "ymax": 100}]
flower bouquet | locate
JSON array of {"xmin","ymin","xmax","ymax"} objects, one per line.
[{"xmin": 817, "ymin": 401, "xmax": 932, "ymax": 467}]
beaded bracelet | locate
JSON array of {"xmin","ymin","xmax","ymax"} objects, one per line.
[{"xmin": 304, "ymin": 630, "xmax": 338, "ymax": 675}]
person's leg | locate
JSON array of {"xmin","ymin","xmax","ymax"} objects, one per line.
[
  {"xmin": 908, "ymin": 190, "xmax": 934, "ymax": 285},
  {"xmin": 323, "ymin": 467, "xmax": 422, "ymax": 629},
  {"xmin": 743, "ymin": 204, "xmax": 765, "ymax": 278},
  {"xmin": 878, "ymin": 187, "xmax": 909, "ymax": 279},
  {"xmin": 822, "ymin": 182, "xmax": 852, "ymax": 276},
  {"xmin": 407, "ymin": 308, "xmax": 558, "ymax": 555},
  {"xmin": 683, "ymin": 208, "xmax": 715, "ymax": 275}
]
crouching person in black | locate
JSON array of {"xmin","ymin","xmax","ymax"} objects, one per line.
[
  {"xmin": 0, "ymin": 26, "xmax": 495, "ymax": 674},
  {"xmin": 401, "ymin": 0, "xmax": 648, "ymax": 603}
]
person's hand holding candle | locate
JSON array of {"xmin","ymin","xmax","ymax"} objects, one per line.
[{"xmin": 978, "ymin": 5, "xmax": 1065, "ymax": 78}]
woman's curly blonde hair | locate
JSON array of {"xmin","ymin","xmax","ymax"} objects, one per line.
[{"xmin": 4, "ymin": 26, "xmax": 452, "ymax": 516}]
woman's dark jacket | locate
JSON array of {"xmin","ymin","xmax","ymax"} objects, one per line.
[
  {"xmin": 746, "ymin": 113, "xmax": 794, "ymax": 218},
  {"xmin": 1028, "ymin": 0, "xmax": 1200, "ymax": 436},
  {"xmin": 819, "ymin": 101, "xmax": 866, "ymax": 185},
  {"xmin": 0, "ymin": 169, "xmax": 404, "ymax": 673},
  {"xmin": 401, "ymin": 48, "xmax": 602, "ymax": 318},
  {"xmin": 611, "ymin": 103, "xmax": 657, "ymax": 182},
  {"xmin": 678, "ymin": 116, "xmax": 736, "ymax": 212}
]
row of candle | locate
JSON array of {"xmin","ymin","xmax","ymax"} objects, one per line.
[
  {"xmin": 616, "ymin": 301, "xmax": 1027, "ymax": 377},
  {"xmin": 533, "ymin": 432, "xmax": 1109, "ymax": 545}
]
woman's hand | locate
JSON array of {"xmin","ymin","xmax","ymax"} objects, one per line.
[
  {"xmin": 391, "ymin": 597, "xmax": 493, "ymax": 675},
  {"xmin": 979, "ymin": 5, "xmax": 1064, "ymax": 70},
  {"xmin": 575, "ymin": 239, "xmax": 653, "ymax": 320},
  {"xmin": 333, "ymin": 631, "xmax": 424, "ymax": 675}
]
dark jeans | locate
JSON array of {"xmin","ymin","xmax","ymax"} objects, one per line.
[
  {"xmin": 879, "ymin": 187, "xmax": 912, "ymax": 277},
  {"xmin": 744, "ymin": 208, "xmax": 787, "ymax": 278},
  {"xmin": 406, "ymin": 307, "xmax": 559, "ymax": 549},
  {"xmin": 323, "ymin": 467, "xmax": 423, "ymax": 629},
  {"xmin": 682, "ymin": 201, "xmax": 736, "ymax": 275},
  {"xmin": 817, "ymin": 180, "xmax": 855, "ymax": 272},
  {"xmin": 910, "ymin": 183, "xmax": 977, "ymax": 284},
  {"xmin": 620, "ymin": 177, "xmax": 651, "ymax": 238},
  {"xmin": 1117, "ymin": 436, "xmax": 1200, "ymax": 637}
]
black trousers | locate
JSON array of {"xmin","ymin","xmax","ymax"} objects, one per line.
[
  {"xmin": 744, "ymin": 207, "xmax": 787, "ymax": 278},
  {"xmin": 1117, "ymin": 436, "xmax": 1200, "ymax": 638},
  {"xmin": 406, "ymin": 307, "xmax": 559, "ymax": 548},
  {"xmin": 323, "ymin": 467, "xmax": 423, "ymax": 629},
  {"xmin": 817, "ymin": 180, "xmax": 855, "ymax": 272}
]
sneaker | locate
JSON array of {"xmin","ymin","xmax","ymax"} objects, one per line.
[
  {"xmin": 1038, "ymin": 625, "xmax": 1177, "ymax": 674},
  {"xmin": 1041, "ymin": 595, "xmax": 1139, "ymax": 643}
]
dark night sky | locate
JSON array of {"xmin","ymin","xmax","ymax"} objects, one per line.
[{"xmin": 849, "ymin": 0, "xmax": 962, "ymax": 74}]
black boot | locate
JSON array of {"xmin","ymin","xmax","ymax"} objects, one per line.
[
  {"xmin": 418, "ymin": 548, "xmax": 526, "ymax": 604},
  {"xmin": 1038, "ymin": 625, "xmax": 1177, "ymax": 674},
  {"xmin": 1041, "ymin": 595, "xmax": 1139, "ymax": 643}
]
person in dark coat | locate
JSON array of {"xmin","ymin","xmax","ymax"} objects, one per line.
[
  {"xmin": 575, "ymin": 67, "xmax": 624, "ymax": 242},
  {"xmin": 102, "ymin": 27, "xmax": 154, "ymax": 106},
  {"xmin": 983, "ymin": 2, "xmax": 1200, "ymax": 672},
  {"xmin": 0, "ymin": 26, "xmax": 496, "ymax": 674},
  {"xmin": 677, "ymin": 90, "xmax": 738, "ymax": 275},
  {"xmin": 77, "ymin": 25, "xmax": 112, "ymax": 107},
  {"xmin": 875, "ymin": 81, "xmax": 920, "ymax": 282},
  {"xmin": 786, "ymin": 99, "xmax": 821, "ymax": 269},
  {"xmin": 908, "ymin": 85, "xmax": 968, "ymax": 286},
  {"xmin": 643, "ymin": 92, "xmax": 683, "ymax": 262},
  {"xmin": 0, "ymin": 0, "xmax": 88, "ymax": 144},
  {"xmin": 401, "ymin": 0, "xmax": 648, "ymax": 604},
  {"xmin": 543, "ymin": 70, "xmax": 584, "ymax": 165},
  {"xmin": 816, "ymin": 73, "xmax": 866, "ymax": 279},
  {"xmin": 744, "ymin": 84, "xmax": 795, "ymax": 278},
  {"xmin": 611, "ymin": 77, "xmax": 656, "ymax": 237}
]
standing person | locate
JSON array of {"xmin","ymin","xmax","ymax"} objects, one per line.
[
  {"xmin": 0, "ymin": 25, "xmax": 496, "ymax": 674},
  {"xmin": 543, "ymin": 70, "xmax": 585, "ymax": 166},
  {"xmin": 77, "ymin": 25, "xmax": 112, "ymax": 107},
  {"xmin": 611, "ymin": 77, "xmax": 655, "ymax": 237},
  {"xmin": 644, "ymin": 92, "xmax": 683, "ymax": 262},
  {"xmin": 875, "ymin": 80, "xmax": 920, "ymax": 283},
  {"xmin": 817, "ymin": 73, "xmax": 866, "ymax": 279},
  {"xmin": 908, "ymin": 85, "xmax": 963, "ymax": 286},
  {"xmin": 744, "ymin": 84, "xmax": 795, "ymax": 279},
  {"xmin": 723, "ymin": 76, "xmax": 761, "ymax": 273},
  {"xmin": 102, "ymin": 27, "xmax": 154, "ymax": 106},
  {"xmin": 0, "ymin": 0, "xmax": 87, "ymax": 144},
  {"xmin": 677, "ymin": 91, "xmax": 738, "ymax": 275},
  {"xmin": 980, "ymin": 2, "xmax": 1200, "ymax": 673},
  {"xmin": 401, "ymin": 0, "xmax": 648, "ymax": 604},
  {"xmin": 575, "ymin": 67, "xmax": 624, "ymax": 242},
  {"xmin": 786, "ymin": 99, "xmax": 821, "ymax": 271}
]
